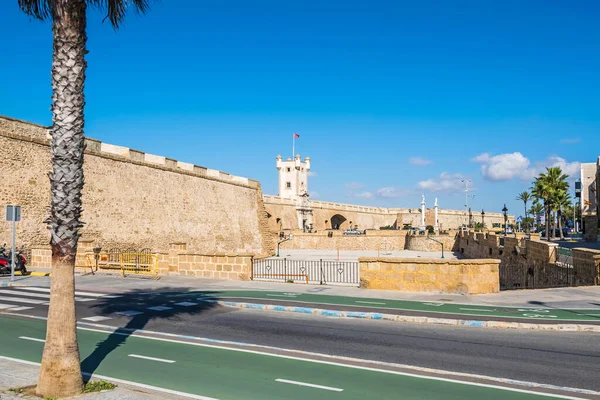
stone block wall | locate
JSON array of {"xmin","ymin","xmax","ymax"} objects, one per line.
[
  {"xmin": 359, "ymin": 257, "xmax": 500, "ymax": 294},
  {"xmin": 404, "ymin": 234, "xmax": 458, "ymax": 252},
  {"xmin": 0, "ymin": 115, "xmax": 271, "ymax": 257}
]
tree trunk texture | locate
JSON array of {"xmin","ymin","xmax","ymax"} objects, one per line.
[
  {"xmin": 36, "ymin": 0, "xmax": 87, "ymax": 397},
  {"xmin": 524, "ymin": 202, "xmax": 527, "ymax": 232}
]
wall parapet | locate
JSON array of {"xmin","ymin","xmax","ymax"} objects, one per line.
[
  {"xmin": 0, "ymin": 115, "xmax": 255, "ymax": 190},
  {"xmin": 358, "ymin": 257, "xmax": 500, "ymax": 294}
]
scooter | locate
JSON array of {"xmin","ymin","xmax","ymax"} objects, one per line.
[{"xmin": 0, "ymin": 244, "xmax": 28, "ymax": 275}]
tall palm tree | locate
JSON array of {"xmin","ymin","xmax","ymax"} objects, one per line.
[
  {"xmin": 516, "ymin": 191, "xmax": 531, "ymax": 232},
  {"xmin": 531, "ymin": 171, "xmax": 552, "ymax": 241},
  {"xmin": 18, "ymin": 1, "xmax": 150, "ymax": 398},
  {"xmin": 554, "ymin": 190, "xmax": 572, "ymax": 240},
  {"xmin": 545, "ymin": 167, "xmax": 569, "ymax": 239}
]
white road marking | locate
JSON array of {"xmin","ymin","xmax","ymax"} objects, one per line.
[
  {"xmin": 147, "ymin": 306, "xmax": 173, "ymax": 311},
  {"xmin": 275, "ymin": 378, "xmax": 343, "ymax": 392},
  {"xmin": 19, "ymin": 287, "xmax": 120, "ymax": 298},
  {"xmin": 459, "ymin": 308, "xmax": 496, "ymax": 312},
  {"xmin": 0, "ymin": 303, "xmax": 17, "ymax": 310},
  {"xmin": 356, "ymin": 301, "xmax": 386, "ymax": 305},
  {"xmin": 267, "ymin": 294, "xmax": 298, "ymax": 298},
  {"xmin": 82, "ymin": 316, "xmax": 112, "ymax": 322},
  {"xmin": 128, "ymin": 354, "xmax": 176, "ymax": 364},
  {"xmin": 174, "ymin": 302, "xmax": 198, "ymax": 307},
  {"xmin": 0, "ymin": 290, "xmax": 92, "ymax": 302},
  {"xmin": 0, "ymin": 296, "xmax": 46, "ymax": 305},
  {"xmin": 19, "ymin": 336, "xmax": 45, "ymax": 343},
  {"xmin": 72, "ymin": 325, "xmax": 592, "ymax": 400},
  {"xmin": 7, "ymin": 306, "xmax": 33, "ymax": 312},
  {"xmin": 116, "ymin": 310, "xmax": 144, "ymax": 317},
  {"xmin": 0, "ymin": 356, "xmax": 219, "ymax": 400}
]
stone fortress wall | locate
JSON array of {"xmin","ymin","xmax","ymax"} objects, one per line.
[
  {"xmin": 0, "ymin": 116, "xmax": 274, "ymax": 257},
  {"xmin": 263, "ymin": 195, "xmax": 514, "ymax": 233}
]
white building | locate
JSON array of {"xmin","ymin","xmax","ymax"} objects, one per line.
[
  {"xmin": 276, "ymin": 154, "xmax": 311, "ymax": 200},
  {"xmin": 580, "ymin": 162, "xmax": 598, "ymax": 216},
  {"xmin": 276, "ymin": 154, "xmax": 313, "ymax": 231}
]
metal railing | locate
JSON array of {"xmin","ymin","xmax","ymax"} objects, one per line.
[{"xmin": 252, "ymin": 258, "xmax": 360, "ymax": 287}]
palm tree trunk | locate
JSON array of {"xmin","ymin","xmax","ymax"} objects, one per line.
[
  {"xmin": 545, "ymin": 202, "xmax": 550, "ymax": 241},
  {"xmin": 36, "ymin": 0, "xmax": 87, "ymax": 397},
  {"xmin": 558, "ymin": 209, "xmax": 564, "ymax": 240},
  {"xmin": 524, "ymin": 201, "xmax": 527, "ymax": 232}
]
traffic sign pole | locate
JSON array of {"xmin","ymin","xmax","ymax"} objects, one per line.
[
  {"xmin": 5, "ymin": 205, "xmax": 21, "ymax": 282},
  {"xmin": 11, "ymin": 218, "xmax": 15, "ymax": 282}
]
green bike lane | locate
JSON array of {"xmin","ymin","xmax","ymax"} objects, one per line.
[
  {"xmin": 174, "ymin": 290, "xmax": 600, "ymax": 322},
  {"xmin": 0, "ymin": 315, "xmax": 586, "ymax": 400}
]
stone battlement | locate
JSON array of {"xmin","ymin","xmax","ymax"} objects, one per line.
[{"xmin": 0, "ymin": 115, "xmax": 256, "ymax": 189}]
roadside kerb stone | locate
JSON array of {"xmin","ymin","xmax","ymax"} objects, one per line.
[{"xmin": 198, "ymin": 298, "xmax": 600, "ymax": 333}]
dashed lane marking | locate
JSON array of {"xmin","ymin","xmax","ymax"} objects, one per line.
[
  {"xmin": 128, "ymin": 354, "xmax": 176, "ymax": 364},
  {"xmin": 19, "ymin": 336, "xmax": 45, "ymax": 343},
  {"xmin": 275, "ymin": 379, "xmax": 343, "ymax": 392}
]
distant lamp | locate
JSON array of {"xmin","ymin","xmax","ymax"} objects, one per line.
[{"xmin": 502, "ymin": 204, "xmax": 508, "ymax": 235}]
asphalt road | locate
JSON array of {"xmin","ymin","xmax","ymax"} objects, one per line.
[
  {"xmin": 2, "ymin": 316, "xmax": 581, "ymax": 400},
  {"xmin": 1, "ymin": 287, "xmax": 599, "ymax": 397}
]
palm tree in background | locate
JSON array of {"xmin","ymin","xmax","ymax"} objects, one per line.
[
  {"xmin": 554, "ymin": 189, "xmax": 572, "ymax": 240},
  {"xmin": 18, "ymin": 1, "xmax": 151, "ymax": 397},
  {"xmin": 531, "ymin": 172, "xmax": 553, "ymax": 240},
  {"xmin": 531, "ymin": 167, "xmax": 570, "ymax": 241},
  {"xmin": 516, "ymin": 191, "xmax": 531, "ymax": 232}
]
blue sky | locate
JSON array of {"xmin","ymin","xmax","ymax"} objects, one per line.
[{"xmin": 2, "ymin": 0, "xmax": 599, "ymax": 216}]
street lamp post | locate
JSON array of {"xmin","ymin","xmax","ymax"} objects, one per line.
[
  {"xmin": 502, "ymin": 204, "xmax": 508, "ymax": 236},
  {"xmin": 461, "ymin": 179, "xmax": 472, "ymax": 227},
  {"xmin": 481, "ymin": 209, "xmax": 485, "ymax": 229}
]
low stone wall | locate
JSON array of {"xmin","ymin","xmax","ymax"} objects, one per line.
[
  {"xmin": 404, "ymin": 234, "xmax": 458, "ymax": 252},
  {"xmin": 359, "ymin": 257, "xmax": 500, "ymax": 294},
  {"xmin": 279, "ymin": 232, "xmax": 459, "ymax": 253},
  {"xmin": 30, "ymin": 242, "xmax": 253, "ymax": 281},
  {"xmin": 280, "ymin": 233, "xmax": 407, "ymax": 251}
]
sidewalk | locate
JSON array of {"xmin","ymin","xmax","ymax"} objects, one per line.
[
  {"xmin": 4, "ymin": 268, "xmax": 600, "ymax": 310},
  {"xmin": 0, "ymin": 357, "xmax": 186, "ymax": 400}
]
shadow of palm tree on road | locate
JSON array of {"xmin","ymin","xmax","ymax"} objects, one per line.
[{"xmin": 80, "ymin": 287, "xmax": 222, "ymax": 381}]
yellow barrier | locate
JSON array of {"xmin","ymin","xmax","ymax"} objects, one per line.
[{"xmin": 119, "ymin": 252, "xmax": 159, "ymax": 279}]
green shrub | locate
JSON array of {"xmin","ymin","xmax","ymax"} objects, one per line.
[{"xmin": 84, "ymin": 380, "xmax": 117, "ymax": 393}]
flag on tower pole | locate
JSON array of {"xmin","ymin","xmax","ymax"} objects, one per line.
[{"xmin": 292, "ymin": 133, "xmax": 299, "ymax": 157}]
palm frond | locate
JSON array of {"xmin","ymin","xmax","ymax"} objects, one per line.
[
  {"xmin": 89, "ymin": 0, "xmax": 151, "ymax": 29},
  {"xmin": 18, "ymin": 0, "xmax": 52, "ymax": 20}
]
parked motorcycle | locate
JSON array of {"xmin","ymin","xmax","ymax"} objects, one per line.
[{"xmin": 0, "ymin": 244, "xmax": 28, "ymax": 275}]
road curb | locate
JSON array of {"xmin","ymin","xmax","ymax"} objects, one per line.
[{"xmin": 202, "ymin": 299, "xmax": 600, "ymax": 333}]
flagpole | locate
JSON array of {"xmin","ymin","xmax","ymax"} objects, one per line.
[{"xmin": 292, "ymin": 133, "xmax": 295, "ymax": 158}]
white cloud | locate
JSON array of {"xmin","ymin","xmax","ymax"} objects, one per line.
[
  {"xmin": 473, "ymin": 152, "xmax": 580, "ymax": 181},
  {"xmin": 355, "ymin": 191, "xmax": 374, "ymax": 199},
  {"xmin": 308, "ymin": 171, "xmax": 318, "ymax": 177},
  {"xmin": 417, "ymin": 172, "xmax": 466, "ymax": 193},
  {"xmin": 475, "ymin": 152, "xmax": 531, "ymax": 181},
  {"xmin": 471, "ymin": 153, "xmax": 491, "ymax": 163},
  {"xmin": 409, "ymin": 157, "xmax": 432, "ymax": 166},
  {"xmin": 344, "ymin": 182, "xmax": 364, "ymax": 190},
  {"xmin": 376, "ymin": 187, "xmax": 413, "ymax": 198}
]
